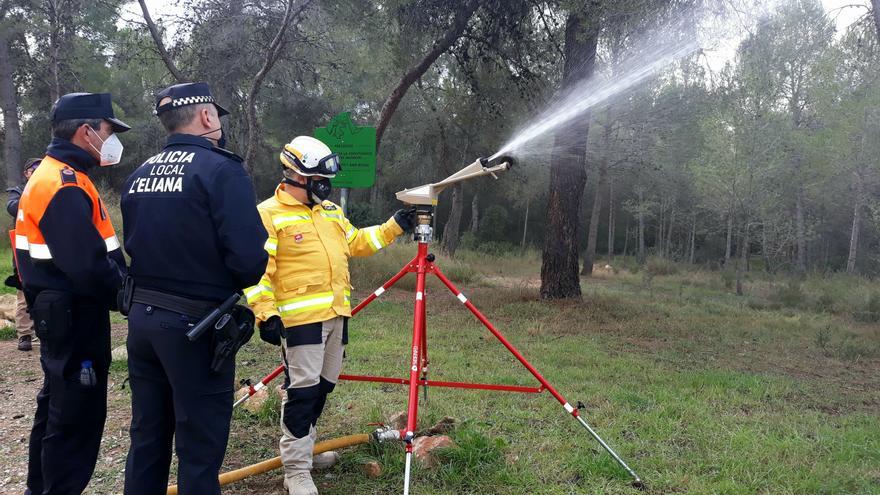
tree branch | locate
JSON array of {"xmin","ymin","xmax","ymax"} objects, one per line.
[
  {"xmin": 138, "ymin": 0, "xmax": 186, "ymax": 83},
  {"xmin": 243, "ymin": 0, "xmax": 315, "ymax": 171},
  {"xmin": 375, "ymin": 0, "xmax": 480, "ymax": 151}
]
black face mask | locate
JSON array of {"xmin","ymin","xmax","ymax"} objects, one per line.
[
  {"xmin": 199, "ymin": 127, "xmax": 226, "ymax": 149},
  {"xmin": 283, "ymin": 176, "xmax": 332, "ymax": 204}
]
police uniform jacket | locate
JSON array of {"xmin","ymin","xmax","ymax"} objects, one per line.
[
  {"xmin": 246, "ymin": 186, "xmax": 403, "ymax": 328},
  {"xmin": 121, "ymin": 134, "xmax": 268, "ymax": 302},
  {"xmin": 14, "ymin": 138, "xmax": 126, "ymax": 304}
]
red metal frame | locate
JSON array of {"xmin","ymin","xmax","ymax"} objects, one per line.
[
  {"xmin": 239, "ymin": 241, "xmax": 584, "ymax": 421},
  {"xmin": 341, "ymin": 241, "xmax": 587, "ymax": 441}
]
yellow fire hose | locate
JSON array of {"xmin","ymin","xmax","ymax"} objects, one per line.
[{"xmin": 166, "ymin": 433, "xmax": 371, "ymax": 495}]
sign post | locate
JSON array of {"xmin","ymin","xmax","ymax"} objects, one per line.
[{"xmin": 314, "ymin": 112, "xmax": 376, "ymax": 215}]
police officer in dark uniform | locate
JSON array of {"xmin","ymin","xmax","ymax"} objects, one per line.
[
  {"xmin": 121, "ymin": 82, "xmax": 268, "ymax": 495},
  {"xmin": 17, "ymin": 93, "xmax": 129, "ymax": 495}
]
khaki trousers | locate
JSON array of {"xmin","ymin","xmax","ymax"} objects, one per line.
[
  {"xmin": 16, "ymin": 291, "xmax": 34, "ymax": 338},
  {"xmin": 280, "ymin": 316, "xmax": 346, "ymax": 476}
]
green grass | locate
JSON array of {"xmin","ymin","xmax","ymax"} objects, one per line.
[
  {"xmin": 4, "ymin": 243, "xmax": 877, "ymax": 494},
  {"xmin": 219, "ymin": 251, "xmax": 879, "ymax": 494},
  {"xmin": 0, "ymin": 325, "xmax": 15, "ymax": 340}
]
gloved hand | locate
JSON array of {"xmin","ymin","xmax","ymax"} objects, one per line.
[
  {"xmin": 393, "ymin": 207, "xmax": 417, "ymax": 232},
  {"xmin": 259, "ymin": 315, "xmax": 284, "ymax": 346}
]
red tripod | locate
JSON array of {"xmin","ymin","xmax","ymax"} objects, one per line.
[
  {"xmin": 345, "ymin": 231, "xmax": 642, "ymax": 493},
  {"xmin": 235, "ymin": 211, "xmax": 643, "ymax": 493}
]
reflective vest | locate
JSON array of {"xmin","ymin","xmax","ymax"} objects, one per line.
[
  {"xmin": 246, "ymin": 186, "xmax": 403, "ymax": 327},
  {"xmin": 15, "ymin": 155, "xmax": 119, "ymax": 261}
]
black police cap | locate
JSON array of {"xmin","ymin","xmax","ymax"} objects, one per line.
[
  {"xmin": 51, "ymin": 92, "xmax": 131, "ymax": 133},
  {"xmin": 155, "ymin": 82, "xmax": 230, "ymax": 117}
]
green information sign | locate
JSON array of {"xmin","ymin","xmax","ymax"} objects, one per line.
[{"xmin": 314, "ymin": 112, "xmax": 376, "ymax": 188}]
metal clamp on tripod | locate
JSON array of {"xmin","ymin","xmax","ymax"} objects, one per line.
[{"xmin": 412, "ymin": 206, "xmax": 435, "ymax": 244}]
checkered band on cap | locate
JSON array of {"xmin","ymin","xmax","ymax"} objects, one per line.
[{"xmin": 172, "ymin": 95, "xmax": 216, "ymax": 107}]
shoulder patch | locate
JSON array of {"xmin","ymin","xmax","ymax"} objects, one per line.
[
  {"xmin": 322, "ymin": 202, "xmax": 337, "ymax": 211},
  {"xmin": 60, "ymin": 168, "xmax": 77, "ymax": 185}
]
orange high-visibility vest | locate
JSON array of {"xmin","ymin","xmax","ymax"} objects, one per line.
[{"xmin": 14, "ymin": 155, "xmax": 119, "ymax": 261}]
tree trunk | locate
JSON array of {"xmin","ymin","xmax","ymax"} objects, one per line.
[
  {"xmin": 47, "ymin": 0, "xmax": 62, "ymax": 102},
  {"xmin": 441, "ymin": 184, "xmax": 464, "ymax": 256},
  {"xmin": 688, "ymin": 214, "xmax": 696, "ymax": 265},
  {"xmin": 636, "ymin": 186, "xmax": 647, "ymax": 264},
  {"xmin": 540, "ymin": 12, "xmax": 599, "ymax": 299},
  {"xmin": 847, "ymin": 173, "xmax": 864, "ymax": 274},
  {"xmin": 521, "ymin": 195, "xmax": 529, "ymax": 253},
  {"xmin": 0, "ymin": 20, "xmax": 22, "ymax": 188},
  {"xmin": 138, "ymin": 0, "xmax": 186, "ymax": 82},
  {"xmin": 736, "ymin": 220, "xmax": 750, "ymax": 296},
  {"xmin": 375, "ymin": 0, "xmax": 479, "ymax": 151},
  {"xmin": 872, "ymin": 0, "xmax": 880, "ymax": 40},
  {"xmin": 654, "ymin": 202, "xmax": 666, "ymax": 258},
  {"xmin": 607, "ymin": 176, "xmax": 614, "ymax": 260},
  {"xmin": 470, "ymin": 193, "xmax": 479, "ymax": 233},
  {"xmin": 761, "ymin": 219, "xmax": 772, "ymax": 273},
  {"xmin": 637, "ymin": 188, "xmax": 646, "ymax": 264},
  {"xmin": 581, "ymin": 164, "xmax": 606, "ymax": 275},
  {"xmin": 795, "ymin": 182, "xmax": 807, "ymax": 274},
  {"xmin": 724, "ymin": 210, "xmax": 733, "ymax": 265},
  {"xmin": 666, "ymin": 207, "xmax": 675, "ymax": 259}
]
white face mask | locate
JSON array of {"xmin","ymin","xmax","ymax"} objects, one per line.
[{"xmin": 87, "ymin": 127, "xmax": 124, "ymax": 167}]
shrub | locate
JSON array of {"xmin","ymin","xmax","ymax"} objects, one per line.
[
  {"xmin": 772, "ymin": 280, "xmax": 806, "ymax": 309},
  {"xmin": 645, "ymin": 257, "xmax": 678, "ymax": 277},
  {"xmin": 458, "ymin": 231, "xmax": 517, "ymax": 256},
  {"xmin": 853, "ymin": 292, "xmax": 880, "ymax": 323},
  {"xmin": 814, "ymin": 292, "xmax": 836, "ymax": 313}
]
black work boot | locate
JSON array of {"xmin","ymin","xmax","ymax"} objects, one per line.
[{"xmin": 18, "ymin": 335, "xmax": 32, "ymax": 351}]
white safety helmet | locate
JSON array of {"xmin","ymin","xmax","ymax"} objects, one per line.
[{"xmin": 280, "ymin": 136, "xmax": 341, "ymax": 178}]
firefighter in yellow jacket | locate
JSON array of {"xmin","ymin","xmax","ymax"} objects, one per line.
[{"xmin": 247, "ymin": 136, "xmax": 415, "ymax": 495}]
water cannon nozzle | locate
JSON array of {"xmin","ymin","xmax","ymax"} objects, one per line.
[{"xmin": 488, "ymin": 155, "xmax": 514, "ymax": 169}]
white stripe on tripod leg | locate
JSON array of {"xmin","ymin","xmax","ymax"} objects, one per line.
[{"xmin": 403, "ymin": 452, "xmax": 412, "ymax": 495}]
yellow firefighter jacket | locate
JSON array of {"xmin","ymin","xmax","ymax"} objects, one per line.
[{"xmin": 246, "ymin": 185, "xmax": 404, "ymax": 327}]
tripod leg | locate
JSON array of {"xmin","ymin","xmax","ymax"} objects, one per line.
[
  {"xmin": 403, "ymin": 451, "xmax": 413, "ymax": 495},
  {"xmin": 403, "ymin": 248, "xmax": 429, "ymax": 494},
  {"xmin": 420, "ymin": 287, "xmax": 429, "ymax": 403},
  {"xmin": 431, "ymin": 267, "xmax": 643, "ymax": 485}
]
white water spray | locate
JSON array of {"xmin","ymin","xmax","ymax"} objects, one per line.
[{"xmin": 490, "ymin": 36, "xmax": 700, "ymax": 161}]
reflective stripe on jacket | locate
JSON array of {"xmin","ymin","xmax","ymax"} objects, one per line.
[{"xmin": 246, "ymin": 186, "xmax": 403, "ymax": 327}]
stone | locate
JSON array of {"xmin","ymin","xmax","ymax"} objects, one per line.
[
  {"xmin": 359, "ymin": 460, "xmax": 382, "ymax": 479},
  {"xmin": 423, "ymin": 416, "xmax": 456, "ymax": 436},
  {"xmin": 387, "ymin": 410, "xmax": 408, "ymax": 430},
  {"xmin": 241, "ymin": 386, "xmax": 269, "ymax": 413},
  {"xmin": 412, "ymin": 435, "xmax": 455, "ymax": 468},
  {"xmin": 0, "ymin": 294, "xmax": 16, "ymax": 321},
  {"xmin": 111, "ymin": 346, "xmax": 127, "ymax": 361}
]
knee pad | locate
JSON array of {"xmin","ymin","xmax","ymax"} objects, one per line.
[{"xmin": 283, "ymin": 395, "xmax": 319, "ymax": 439}]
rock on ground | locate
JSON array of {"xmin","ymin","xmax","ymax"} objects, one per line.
[
  {"xmin": 0, "ymin": 294, "xmax": 16, "ymax": 322},
  {"xmin": 412, "ymin": 435, "xmax": 455, "ymax": 468},
  {"xmin": 241, "ymin": 386, "xmax": 269, "ymax": 413},
  {"xmin": 359, "ymin": 460, "xmax": 382, "ymax": 479},
  {"xmin": 111, "ymin": 346, "xmax": 127, "ymax": 361}
]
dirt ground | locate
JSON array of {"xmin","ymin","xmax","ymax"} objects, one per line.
[{"xmin": 0, "ymin": 323, "xmax": 132, "ymax": 494}]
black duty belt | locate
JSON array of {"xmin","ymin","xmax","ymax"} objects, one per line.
[{"xmin": 131, "ymin": 287, "xmax": 216, "ymax": 319}]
